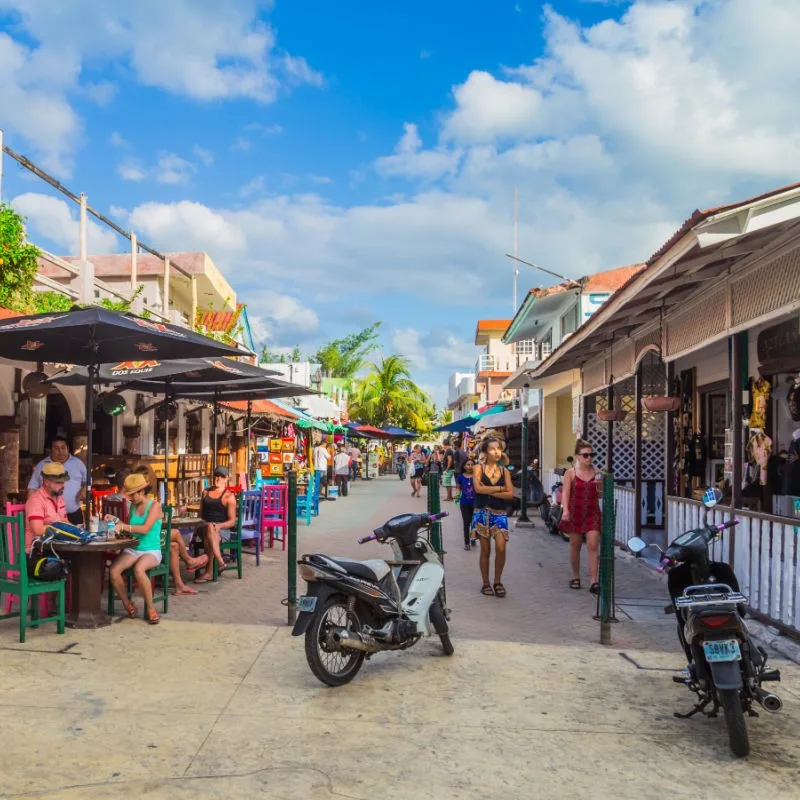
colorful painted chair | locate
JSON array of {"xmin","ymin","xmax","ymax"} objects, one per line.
[
  {"xmin": 0, "ymin": 511, "xmax": 66, "ymax": 643},
  {"xmin": 260, "ymin": 484, "xmax": 288, "ymax": 549}
]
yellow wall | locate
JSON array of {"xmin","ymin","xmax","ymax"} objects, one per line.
[{"xmin": 556, "ymin": 394, "xmax": 574, "ymax": 466}]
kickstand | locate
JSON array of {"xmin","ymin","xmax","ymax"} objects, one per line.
[{"xmin": 674, "ymin": 697, "xmax": 716, "ymax": 719}]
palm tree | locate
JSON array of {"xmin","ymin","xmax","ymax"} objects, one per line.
[{"xmin": 350, "ymin": 354, "xmax": 431, "ymax": 430}]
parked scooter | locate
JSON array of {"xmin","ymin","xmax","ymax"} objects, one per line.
[
  {"xmin": 293, "ymin": 511, "xmax": 452, "ymax": 686},
  {"xmin": 540, "ymin": 457, "xmax": 573, "ymax": 540},
  {"xmin": 628, "ymin": 487, "xmax": 782, "ymax": 758}
]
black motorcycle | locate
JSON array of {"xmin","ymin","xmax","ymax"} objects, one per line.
[
  {"xmin": 293, "ymin": 511, "xmax": 452, "ymax": 687},
  {"xmin": 628, "ymin": 488, "xmax": 782, "ymax": 757},
  {"xmin": 540, "ymin": 462, "xmax": 571, "ymax": 539}
]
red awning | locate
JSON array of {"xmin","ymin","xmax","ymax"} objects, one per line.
[
  {"xmin": 352, "ymin": 425, "xmax": 393, "ymax": 439},
  {"xmin": 222, "ymin": 399, "xmax": 299, "ymax": 419}
]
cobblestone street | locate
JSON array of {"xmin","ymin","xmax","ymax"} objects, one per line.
[{"xmin": 2, "ymin": 476, "xmax": 800, "ymax": 799}]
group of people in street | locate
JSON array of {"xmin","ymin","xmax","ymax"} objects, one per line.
[
  {"xmin": 405, "ymin": 433, "xmax": 602, "ymax": 599},
  {"xmin": 313, "ymin": 440, "xmax": 362, "ymax": 498}
]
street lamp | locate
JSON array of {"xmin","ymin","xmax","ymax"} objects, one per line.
[{"xmin": 518, "ymin": 383, "xmax": 532, "ymax": 525}]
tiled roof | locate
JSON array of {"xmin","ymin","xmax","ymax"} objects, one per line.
[
  {"xmin": 0, "ymin": 307, "xmax": 22, "ymax": 320},
  {"xmin": 529, "ymin": 264, "xmax": 645, "ymax": 300},
  {"xmin": 195, "ymin": 305, "xmax": 243, "ymax": 334}
]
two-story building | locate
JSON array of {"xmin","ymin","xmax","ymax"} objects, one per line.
[
  {"xmin": 447, "ymin": 372, "xmax": 478, "ymax": 420},
  {"xmin": 500, "ymin": 265, "xmax": 644, "ymax": 480}
]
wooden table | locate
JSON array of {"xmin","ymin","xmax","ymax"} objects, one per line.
[
  {"xmin": 171, "ymin": 516, "xmax": 205, "ymax": 529},
  {"xmin": 56, "ymin": 537, "xmax": 137, "ymax": 629}
]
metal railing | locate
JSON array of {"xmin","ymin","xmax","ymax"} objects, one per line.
[
  {"xmin": 613, "ymin": 485, "xmax": 636, "ymax": 547},
  {"xmin": 476, "ymin": 354, "xmax": 496, "ymax": 373},
  {"xmin": 666, "ymin": 494, "xmax": 800, "ymax": 642}
]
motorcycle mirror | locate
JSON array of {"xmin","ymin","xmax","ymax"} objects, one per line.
[
  {"xmin": 627, "ymin": 537, "xmax": 648, "ymax": 555},
  {"xmin": 702, "ymin": 487, "xmax": 724, "ymax": 508}
]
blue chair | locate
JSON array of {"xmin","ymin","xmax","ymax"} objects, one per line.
[
  {"xmin": 296, "ymin": 480, "xmax": 319, "ymax": 525},
  {"xmin": 239, "ymin": 490, "xmax": 262, "ymax": 567}
]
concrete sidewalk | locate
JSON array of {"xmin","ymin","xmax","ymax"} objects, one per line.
[{"xmin": 1, "ymin": 476, "xmax": 800, "ymax": 799}]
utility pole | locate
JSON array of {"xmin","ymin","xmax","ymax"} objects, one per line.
[{"xmin": 516, "ymin": 383, "xmax": 534, "ymax": 528}]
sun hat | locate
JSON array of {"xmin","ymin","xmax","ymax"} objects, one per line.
[
  {"xmin": 42, "ymin": 462, "xmax": 69, "ymax": 482},
  {"xmin": 123, "ymin": 472, "xmax": 150, "ymax": 496}
]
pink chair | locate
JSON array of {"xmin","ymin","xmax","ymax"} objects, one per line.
[
  {"xmin": 260, "ymin": 484, "xmax": 288, "ymax": 550},
  {"xmin": 4, "ymin": 501, "xmax": 50, "ymax": 618}
]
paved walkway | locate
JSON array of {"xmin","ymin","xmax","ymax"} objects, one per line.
[{"xmin": 2, "ymin": 476, "xmax": 800, "ymax": 798}]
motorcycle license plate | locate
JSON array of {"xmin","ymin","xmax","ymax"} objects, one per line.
[
  {"xmin": 297, "ymin": 595, "xmax": 317, "ymax": 613},
  {"xmin": 703, "ymin": 639, "xmax": 741, "ymax": 663}
]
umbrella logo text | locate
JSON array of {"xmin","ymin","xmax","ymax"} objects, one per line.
[
  {"xmin": 110, "ymin": 360, "xmax": 161, "ymax": 375},
  {"xmin": 6, "ymin": 316, "xmax": 58, "ymax": 329},
  {"xmin": 135, "ymin": 319, "xmax": 184, "ymax": 337},
  {"xmin": 21, "ymin": 340, "xmax": 45, "ymax": 351}
]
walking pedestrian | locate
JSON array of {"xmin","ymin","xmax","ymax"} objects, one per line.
[
  {"xmin": 333, "ymin": 445, "xmax": 350, "ymax": 497},
  {"xmin": 456, "ymin": 458, "xmax": 476, "ymax": 550},
  {"xmin": 559, "ymin": 439, "xmax": 602, "ymax": 594},
  {"xmin": 442, "ymin": 438, "xmax": 456, "ymax": 501},
  {"xmin": 472, "ymin": 437, "xmax": 514, "ymax": 597},
  {"xmin": 409, "ymin": 444, "xmax": 425, "ymax": 497},
  {"xmin": 313, "ymin": 440, "xmax": 330, "ymax": 499},
  {"xmin": 426, "ymin": 445, "xmax": 444, "ymax": 485}
]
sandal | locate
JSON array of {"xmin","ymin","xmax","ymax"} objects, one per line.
[
  {"xmin": 589, "ymin": 582, "xmax": 600, "ymax": 595},
  {"xmin": 122, "ymin": 601, "xmax": 137, "ymax": 619},
  {"xmin": 145, "ymin": 608, "xmax": 160, "ymax": 625},
  {"xmin": 569, "ymin": 578, "xmax": 582, "ymax": 590},
  {"xmin": 464, "ymin": 544, "xmax": 471, "ymax": 551},
  {"xmin": 493, "ymin": 583, "xmax": 506, "ymax": 598},
  {"xmin": 481, "ymin": 584, "xmax": 494, "ymax": 596}
]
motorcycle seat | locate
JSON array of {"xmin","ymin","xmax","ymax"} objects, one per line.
[{"xmin": 320, "ymin": 556, "xmax": 391, "ymax": 583}]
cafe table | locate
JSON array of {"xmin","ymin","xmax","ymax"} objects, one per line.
[{"xmin": 56, "ymin": 537, "xmax": 137, "ymax": 629}]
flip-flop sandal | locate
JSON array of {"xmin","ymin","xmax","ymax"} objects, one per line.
[
  {"xmin": 122, "ymin": 601, "xmax": 137, "ymax": 618},
  {"xmin": 569, "ymin": 578, "xmax": 582, "ymax": 590},
  {"xmin": 145, "ymin": 608, "xmax": 160, "ymax": 625},
  {"xmin": 589, "ymin": 582, "xmax": 600, "ymax": 595},
  {"xmin": 493, "ymin": 583, "xmax": 507, "ymax": 598},
  {"xmin": 194, "ymin": 575, "xmax": 212, "ymax": 584},
  {"xmin": 481, "ymin": 584, "xmax": 494, "ymax": 596}
]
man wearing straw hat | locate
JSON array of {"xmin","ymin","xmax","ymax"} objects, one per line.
[{"xmin": 25, "ymin": 461, "xmax": 70, "ymax": 548}]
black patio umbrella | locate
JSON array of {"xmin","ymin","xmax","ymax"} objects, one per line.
[{"xmin": 0, "ymin": 306, "xmax": 242, "ymax": 521}]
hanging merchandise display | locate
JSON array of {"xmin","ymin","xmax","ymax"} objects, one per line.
[
  {"xmin": 747, "ymin": 429, "xmax": 773, "ymax": 486},
  {"xmin": 787, "ymin": 377, "xmax": 800, "ymax": 422},
  {"xmin": 748, "ymin": 376, "xmax": 772, "ymax": 430}
]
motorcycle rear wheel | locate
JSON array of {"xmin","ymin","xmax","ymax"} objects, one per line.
[
  {"xmin": 305, "ymin": 596, "xmax": 365, "ymax": 687},
  {"xmin": 719, "ymin": 689, "xmax": 750, "ymax": 757},
  {"xmin": 429, "ymin": 595, "xmax": 454, "ymax": 656}
]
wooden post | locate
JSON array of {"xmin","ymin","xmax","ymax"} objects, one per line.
[
  {"xmin": 163, "ymin": 257, "xmax": 171, "ymax": 320},
  {"xmin": 730, "ymin": 332, "xmax": 746, "ymax": 568}
]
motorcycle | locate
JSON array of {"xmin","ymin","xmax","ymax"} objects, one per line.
[
  {"xmin": 540, "ymin": 459, "xmax": 572, "ymax": 539},
  {"xmin": 293, "ymin": 511, "xmax": 453, "ymax": 686},
  {"xmin": 628, "ymin": 487, "xmax": 782, "ymax": 758}
]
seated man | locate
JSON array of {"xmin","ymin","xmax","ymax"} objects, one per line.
[
  {"xmin": 24, "ymin": 462, "xmax": 69, "ymax": 549},
  {"xmin": 194, "ymin": 466, "xmax": 237, "ymax": 583}
]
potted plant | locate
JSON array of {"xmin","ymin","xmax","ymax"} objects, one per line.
[{"xmin": 642, "ymin": 379, "xmax": 681, "ymax": 412}]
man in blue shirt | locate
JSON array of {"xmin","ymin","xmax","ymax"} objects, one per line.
[{"xmin": 28, "ymin": 436, "xmax": 87, "ymax": 526}]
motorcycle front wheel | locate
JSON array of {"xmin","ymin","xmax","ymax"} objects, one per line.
[
  {"xmin": 719, "ymin": 689, "xmax": 750, "ymax": 757},
  {"xmin": 429, "ymin": 594, "xmax": 454, "ymax": 656},
  {"xmin": 305, "ymin": 596, "xmax": 365, "ymax": 687}
]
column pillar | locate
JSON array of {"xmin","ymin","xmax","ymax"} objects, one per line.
[
  {"xmin": 0, "ymin": 417, "xmax": 20, "ymax": 504},
  {"xmin": 634, "ymin": 363, "xmax": 643, "ymax": 539}
]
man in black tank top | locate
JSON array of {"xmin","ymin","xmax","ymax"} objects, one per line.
[{"xmin": 196, "ymin": 466, "xmax": 237, "ymax": 582}]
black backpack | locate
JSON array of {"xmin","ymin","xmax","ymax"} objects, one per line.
[{"xmin": 27, "ymin": 536, "xmax": 68, "ymax": 583}]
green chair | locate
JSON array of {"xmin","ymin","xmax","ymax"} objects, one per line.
[
  {"xmin": 0, "ymin": 512, "xmax": 66, "ymax": 643},
  {"xmin": 108, "ymin": 506, "xmax": 173, "ymax": 617}
]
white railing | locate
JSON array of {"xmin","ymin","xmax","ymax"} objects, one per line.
[
  {"xmin": 542, "ymin": 469, "xmax": 558, "ymax": 495},
  {"xmin": 613, "ymin": 486, "xmax": 637, "ymax": 546},
  {"xmin": 667, "ymin": 495, "xmax": 800, "ymax": 639},
  {"xmin": 476, "ymin": 354, "xmax": 496, "ymax": 373}
]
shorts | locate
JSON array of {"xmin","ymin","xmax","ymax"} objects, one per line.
[
  {"xmin": 123, "ymin": 548, "xmax": 163, "ymax": 564},
  {"xmin": 442, "ymin": 470, "xmax": 455, "ymax": 487},
  {"xmin": 470, "ymin": 508, "xmax": 509, "ymax": 540}
]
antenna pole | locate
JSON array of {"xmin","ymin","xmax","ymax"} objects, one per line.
[{"xmin": 513, "ymin": 188, "xmax": 519, "ymax": 312}]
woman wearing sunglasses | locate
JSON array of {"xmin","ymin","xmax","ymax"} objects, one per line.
[{"xmin": 560, "ymin": 439, "xmax": 602, "ymax": 593}]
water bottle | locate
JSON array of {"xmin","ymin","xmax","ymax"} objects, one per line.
[{"xmin": 106, "ymin": 517, "xmax": 117, "ymax": 539}]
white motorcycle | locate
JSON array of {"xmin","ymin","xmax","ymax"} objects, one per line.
[{"xmin": 293, "ymin": 511, "xmax": 453, "ymax": 686}]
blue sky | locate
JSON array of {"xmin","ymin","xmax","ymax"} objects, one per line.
[{"xmin": 2, "ymin": 0, "xmax": 799, "ymax": 406}]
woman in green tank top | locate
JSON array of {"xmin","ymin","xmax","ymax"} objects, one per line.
[{"xmin": 107, "ymin": 472, "xmax": 164, "ymax": 624}]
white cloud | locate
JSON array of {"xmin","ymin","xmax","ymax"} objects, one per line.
[
  {"xmin": 12, "ymin": 192, "xmax": 120, "ymax": 254},
  {"xmin": 375, "ymin": 123, "xmax": 461, "ymax": 181},
  {"xmin": 246, "ymin": 291, "xmax": 320, "ymax": 345},
  {"xmin": 392, "ymin": 328, "xmax": 475, "ymax": 372},
  {"xmin": 156, "ymin": 152, "xmax": 196, "ymax": 185},
  {"xmin": 239, "ymin": 175, "xmax": 267, "ymax": 197},
  {"xmin": 232, "ymin": 137, "xmax": 252, "ymax": 152},
  {"xmin": 0, "ymin": 0, "xmax": 320, "ymax": 172},
  {"xmin": 109, "ymin": 131, "xmax": 129, "ymax": 148},
  {"xmin": 192, "ymin": 145, "xmax": 214, "ymax": 167},
  {"xmin": 117, "ymin": 157, "xmax": 147, "ymax": 182},
  {"xmin": 116, "ymin": 150, "xmax": 202, "ymax": 184},
  {"xmin": 244, "ymin": 122, "xmax": 284, "ymax": 136}
]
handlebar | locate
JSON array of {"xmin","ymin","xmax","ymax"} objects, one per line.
[
  {"xmin": 714, "ymin": 518, "xmax": 740, "ymax": 532},
  {"xmin": 357, "ymin": 512, "xmax": 449, "ymax": 544}
]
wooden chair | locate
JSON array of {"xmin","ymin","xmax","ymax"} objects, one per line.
[
  {"xmin": 296, "ymin": 479, "xmax": 319, "ymax": 526},
  {"xmin": 213, "ymin": 491, "xmax": 258, "ymax": 579},
  {"xmin": 0, "ymin": 511, "xmax": 66, "ymax": 643},
  {"xmin": 90, "ymin": 487, "xmax": 116, "ymax": 516},
  {"xmin": 100, "ymin": 497, "xmax": 128, "ymax": 591},
  {"xmin": 176, "ymin": 454, "xmax": 208, "ymax": 505},
  {"xmin": 107, "ymin": 505, "xmax": 173, "ymax": 617},
  {"xmin": 261, "ymin": 484, "xmax": 288, "ymax": 550}
]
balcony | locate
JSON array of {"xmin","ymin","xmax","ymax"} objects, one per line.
[{"xmin": 476, "ymin": 354, "xmax": 496, "ymax": 373}]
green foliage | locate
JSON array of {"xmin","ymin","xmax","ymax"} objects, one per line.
[
  {"xmin": 31, "ymin": 291, "xmax": 73, "ymax": 313},
  {"xmin": 313, "ymin": 322, "xmax": 381, "ymax": 379},
  {"xmin": 259, "ymin": 344, "xmax": 304, "ymax": 364},
  {"xmin": 349, "ymin": 354, "xmax": 433, "ymax": 431},
  {"xmin": 99, "ymin": 284, "xmax": 145, "ymax": 313},
  {"xmin": 0, "ymin": 203, "xmax": 41, "ymax": 312}
]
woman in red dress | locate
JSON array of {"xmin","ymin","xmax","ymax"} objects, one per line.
[{"xmin": 559, "ymin": 439, "xmax": 602, "ymax": 593}]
